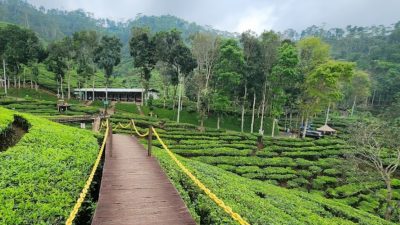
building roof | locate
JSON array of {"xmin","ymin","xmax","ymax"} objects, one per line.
[
  {"xmin": 316, "ymin": 124, "xmax": 336, "ymax": 132},
  {"xmin": 74, "ymin": 88, "xmax": 158, "ymax": 93}
]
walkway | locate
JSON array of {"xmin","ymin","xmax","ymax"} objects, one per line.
[{"xmin": 91, "ymin": 134, "xmax": 196, "ymax": 225}]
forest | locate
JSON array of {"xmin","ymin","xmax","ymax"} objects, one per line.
[{"xmin": 0, "ymin": 0, "xmax": 400, "ymax": 224}]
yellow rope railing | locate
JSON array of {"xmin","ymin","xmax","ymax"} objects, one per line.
[
  {"xmin": 131, "ymin": 120, "xmax": 149, "ymax": 137},
  {"xmin": 110, "ymin": 120, "xmax": 149, "ymax": 137},
  {"xmin": 149, "ymin": 125, "xmax": 250, "ymax": 225},
  {"xmin": 65, "ymin": 120, "xmax": 109, "ymax": 225}
]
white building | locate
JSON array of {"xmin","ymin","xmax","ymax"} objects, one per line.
[{"xmin": 74, "ymin": 88, "xmax": 159, "ymax": 102}]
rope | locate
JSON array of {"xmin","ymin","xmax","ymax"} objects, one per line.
[
  {"xmin": 151, "ymin": 127, "xmax": 250, "ymax": 225},
  {"xmin": 131, "ymin": 120, "xmax": 149, "ymax": 137},
  {"xmin": 65, "ymin": 120, "xmax": 109, "ymax": 225}
]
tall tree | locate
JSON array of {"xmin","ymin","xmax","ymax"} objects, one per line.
[
  {"xmin": 94, "ymin": 35, "xmax": 122, "ymax": 102},
  {"xmin": 154, "ymin": 30, "xmax": 197, "ymax": 123},
  {"xmin": 191, "ymin": 32, "xmax": 220, "ymax": 127},
  {"xmin": 214, "ymin": 39, "xmax": 244, "ymax": 129},
  {"xmin": 240, "ymin": 31, "xmax": 264, "ymax": 133},
  {"xmin": 46, "ymin": 40, "xmax": 69, "ymax": 99},
  {"xmin": 346, "ymin": 70, "xmax": 371, "ymax": 116},
  {"xmin": 73, "ymin": 30, "xmax": 99, "ymax": 101},
  {"xmin": 259, "ymin": 31, "xmax": 280, "ymax": 135},
  {"xmin": 191, "ymin": 32, "xmax": 220, "ymax": 95},
  {"xmin": 301, "ymin": 60, "xmax": 355, "ymax": 137},
  {"xmin": 269, "ymin": 42, "xmax": 299, "ymax": 136},
  {"xmin": 129, "ymin": 27, "xmax": 157, "ymax": 105},
  {"xmin": 297, "ymin": 37, "xmax": 331, "ymax": 137},
  {"xmin": 0, "ymin": 24, "xmax": 43, "ymax": 94}
]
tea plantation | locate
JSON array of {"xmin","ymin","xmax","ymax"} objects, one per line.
[
  {"xmin": 110, "ymin": 112, "xmax": 400, "ymax": 223},
  {"xmin": 0, "ymin": 107, "xmax": 100, "ymax": 224}
]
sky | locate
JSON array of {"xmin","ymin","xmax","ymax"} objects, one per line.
[{"xmin": 27, "ymin": 0, "xmax": 400, "ymax": 33}]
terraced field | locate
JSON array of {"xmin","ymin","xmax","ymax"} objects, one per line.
[
  {"xmin": 111, "ymin": 112, "xmax": 400, "ymax": 222},
  {"xmin": 0, "ymin": 107, "xmax": 100, "ymax": 224},
  {"xmin": 0, "ymin": 99, "xmax": 99, "ymax": 115}
]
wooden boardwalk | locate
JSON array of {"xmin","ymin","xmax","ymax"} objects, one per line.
[{"xmin": 91, "ymin": 134, "xmax": 196, "ymax": 225}]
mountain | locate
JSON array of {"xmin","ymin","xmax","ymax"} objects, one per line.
[{"xmin": 0, "ymin": 0, "xmax": 235, "ymax": 43}]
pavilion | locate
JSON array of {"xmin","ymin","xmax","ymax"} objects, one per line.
[
  {"xmin": 316, "ymin": 124, "xmax": 336, "ymax": 135},
  {"xmin": 73, "ymin": 88, "xmax": 159, "ymax": 102}
]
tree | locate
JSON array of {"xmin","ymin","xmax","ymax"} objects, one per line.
[
  {"xmin": 129, "ymin": 27, "xmax": 157, "ymax": 105},
  {"xmin": 240, "ymin": 31, "xmax": 264, "ymax": 133},
  {"xmin": 46, "ymin": 41, "xmax": 68, "ymax": 99},
  {"xmin": 214, "ymin": 39, "xmax": 244, "ymax": 129},
  {"xmin": 348, "ymin": 121, "xmax": 400, "ymax": 220},
  {"xmin": 154, "ymin": 30, "xmax": 197, "ymax": 123},
  {"xmin": 347, "ymin": 70, "xmax": 371, "ymax": 116},
  {"xmin": 73, "ymin": 30, "xmax": 99, "ymax": 101},
  {"xmin": 301, "ymin": 60, "xmax": 354, "ymax": 137},
  {"xmin": 297, "ymin": 37, "xmax": 332, "ymax": 137},
  {"xmin": 94, "ymin": 35, "xmax": 122, "ymax": 101},
  {"xmin": 259, "ymin": 31, "xmax": 280, "ymax": 135},
  {"xmin": 211, "ymin": 91, "xmax": 230, "ymax": 129},
  {"xmin": 191, "ymin": 32, "xmax": 220, "ymax": 114},
  {"xmin": 269, "ymin": 42, "xmax": 299, "ymax": 136},
  {"xmin": 297, "ymin": 37, "xmax": 330, "ymax": 76},
  {"xmin": 0, "ymin": 24, "xmax": 43, "ymax": 94}
]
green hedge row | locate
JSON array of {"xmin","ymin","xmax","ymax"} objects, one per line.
[{"xmin": 0, "ymin": 107, "xmax": 99, "ymax": 224}]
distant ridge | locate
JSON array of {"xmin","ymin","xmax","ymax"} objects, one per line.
[{"xmin": 0, "ymin": 0, "xmax": 236, "ymax": 43}]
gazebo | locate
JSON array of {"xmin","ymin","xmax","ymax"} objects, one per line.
[{"xmin": 317, "ymin": 124, "xmax": 336, "ymax": 135}]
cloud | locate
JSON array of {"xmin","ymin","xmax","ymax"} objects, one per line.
[
  {"xmin": 235, "ymin": 7, "xmax": 276, "ymax": 33},
  {"xmin": 27, "ymin": 0, "xmax": 400, "ymax": 33}
]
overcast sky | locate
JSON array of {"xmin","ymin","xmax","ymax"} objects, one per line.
[{"xmin": 27, "ymin": 0, "xmax": 400, "ymax": 33}]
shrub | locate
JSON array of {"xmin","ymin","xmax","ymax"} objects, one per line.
[{"xmin": 0, "ymin": 107, "xmax": 99, "ymax": 224}]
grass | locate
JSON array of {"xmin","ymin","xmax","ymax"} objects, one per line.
[
  {"xmin": 5, "ymin": 88, "xmax": 57, "ymax": 101},
  {"xmin": 141, "ymin": 105, "xmax": 278, "ymax": 134},
  {"xmin": 115, "ymin": 102, "xmax": 139, "ymax": 114}
]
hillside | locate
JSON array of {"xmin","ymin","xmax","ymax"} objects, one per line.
[{"xmin": 0, "ymin": 0, "xmax": 235, "ymax": 43}]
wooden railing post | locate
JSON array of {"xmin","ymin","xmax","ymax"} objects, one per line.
[{"xmin": 148, "ymin": 125, "xmax": 153, "ymax": 157}]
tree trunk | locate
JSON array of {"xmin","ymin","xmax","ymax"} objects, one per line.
[
  {"xmin": 92, "ymin": 75, "xmax": 95, "ymax": 101},
  {"xmin": 3, "ymin": 59, "xmax": 7, "ymax": 96},
  {"xmin": 289, "ymin": 111, "xmax": 293, "ymax": 130},
  {"xmin": 84, "ymin": 78, "xmax": 88, "ymax": 101},
  {"xmin": 378, "ymin": 94, "xmax": 382, "ymax": 106},
  {"xmin": 325, "ymin": 102, "xmax": 331, "ymax": 125},
  {"xmin": 384, "ymin": 179, "xmax": 393, "ymax": 220},
  {"xmin": 351, "ymin": 95, "xmax": 357, "ymax": 117},
  {"xmin": 172, "ymin": 85, "xmax": 177, "ymax": 111},
  {"xmin": 251, "ymin": 92, "xmax": 256, "ymax": 133},
  {"xmin": 23, "ymin": 68, "xmax": 26, "ymax": 87},
  {"xmin": 371, "ymin": 89, "xmax": 376, "ymax": 106},
  {"xmin": 177, "ymin": 75, "xmax": 182, "ymax": 123},
  {"xmin": 67, "ymin": 72, "xmax": 71, "ymax": 99},
  {"xmin": 217, "ymin": 115, "xmax": 220, "ymax": 130},
  {"xmin": 271, "ymin": 118, "xmax": 276, "ymax": 137},
  {"xmin": 196, "ymin": 88, "xmax": 201, "ymax": 112},
  {"xmin": 164, "ymin": 85, "xmax": 167, "ymax": 108},
  {"xmin": 302, "ymin": 116, "xmax": 309, "ymax": 138},
  {"xmin": 259, "ymin": 81, "xmax": 267, "ymax": 135},
  {"xmin": 241, "ymin": 84, "xmax": 247, "ymax": 133},
  {"xmin": 18, "ymin": 75, "xmax": 20, "ymax": 88},
  {"xmin": 105, "ymin": 77, "xmax": 108, "ymax": 101},
  {"xmin": 60, "ymin": 76, "xmax": 64, "ymax": 100}
]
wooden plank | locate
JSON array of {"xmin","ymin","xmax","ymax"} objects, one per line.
[{"xmin": 91, "ymin": 134, "xmax": 196, "ymax": 225}]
